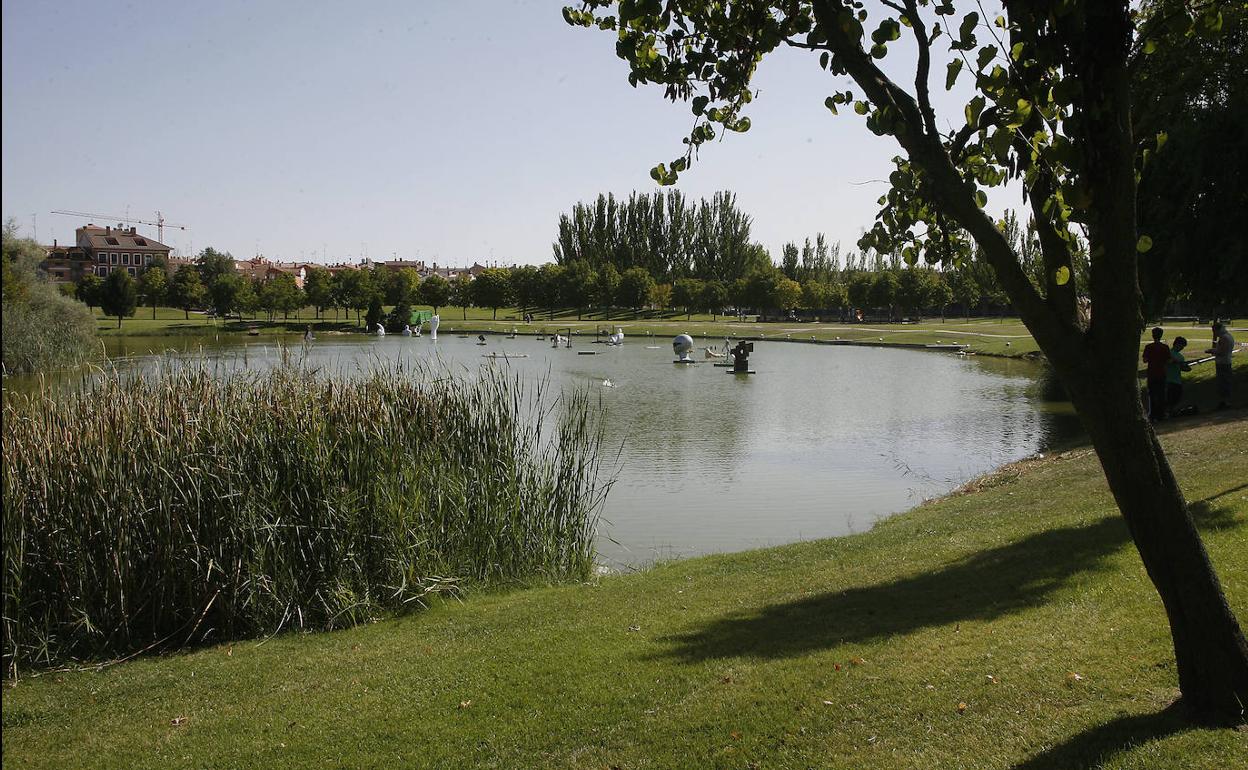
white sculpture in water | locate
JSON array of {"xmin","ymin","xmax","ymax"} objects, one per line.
[
  {"xmin": 375, "ymin": 323, "xmax": 386, "ymax": 337},
  {"xmin": 607, "ymin": 326, "xmax": 625, "ymax": 345},
  {"xmin": 429, "ymin": 314, "xmax": 440, "ymax": 340},
  {"xmin": 673, "ymin": 333, "xmax": 695, "ymax": 362}
]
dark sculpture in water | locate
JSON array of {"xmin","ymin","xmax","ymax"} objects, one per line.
[{"xmin": 730, "ymin": 341, "xmax": 753, "ymax": 374}]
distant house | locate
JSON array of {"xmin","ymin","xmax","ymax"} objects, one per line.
[
  {"xmin": 40, "ymin": 242, "xmax": 93, "ymax": 284},
  {"xmin": 42, "ymin": 224, "xmax": 172, "ymax": 282},
  {"xmin": 416, "ymin": 262, "xmax": 487, "ymax": 281},
  {"xmin": 375, "ymin": 259, "xmax": 427, "ymax": 274},
  {"xmin": 233, "ymin": 256, "xmax": 310, "ymax": 288}
]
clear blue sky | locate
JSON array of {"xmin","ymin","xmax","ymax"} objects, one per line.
[{"xmin": 2, "ymin": 0, "xmax": 1008, "ymax": 266}]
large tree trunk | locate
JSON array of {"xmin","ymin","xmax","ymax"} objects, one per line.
[
  {"xmin": 1062, "ymin": 362, "xmax": 1248, "ymax": 719},
  {"xmin": 809, "ymin": 0, "xmax": 1248, "ymax": 720}
]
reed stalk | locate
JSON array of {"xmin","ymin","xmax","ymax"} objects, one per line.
[{"xmin": 2, "ymin": 358, "xmax": 608, "ymax": 673}]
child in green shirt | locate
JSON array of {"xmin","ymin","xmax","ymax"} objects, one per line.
[{"xmin": 1166, "ymin": 336, "xmax": 1192, "ymax": 413}]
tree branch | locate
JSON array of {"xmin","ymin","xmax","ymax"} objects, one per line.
[
  {"xmin": 904, "ymin": 0, "xmax": 939, "ymax": 138},
  {"xmin": 947, "ymin": 106, "xmax": 999, "ymax": 161},
  {"xmin": 810, "ymin": 0, "xmax": 1063, "ymax": 354}
]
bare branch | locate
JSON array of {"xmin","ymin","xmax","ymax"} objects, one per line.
[
  {"xmin": 781, "ymin": 37, "xmax": 829, "ymax": 51},
  {"xmin": 904, "ymin": 0, "xmax": 939, "ymax": 138}
]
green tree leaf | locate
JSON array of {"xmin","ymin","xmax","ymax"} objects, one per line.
[{"xmin": 945, "ymin": 59, "xmax": 962, "ymax": 90}]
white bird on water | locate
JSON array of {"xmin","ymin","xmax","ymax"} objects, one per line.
[{"xmin": 602, "ymin": 379, "xmax": 615, "ymax": 388}]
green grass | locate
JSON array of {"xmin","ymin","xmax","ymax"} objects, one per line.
[{"xmin": 3, "ymin": 417, "xmax": 1245, "ymax": 769}]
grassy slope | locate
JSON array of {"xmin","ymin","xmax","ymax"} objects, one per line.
[{"xmin": 3, "ymin": 420, "xmax": 1245, "ymax": 769}]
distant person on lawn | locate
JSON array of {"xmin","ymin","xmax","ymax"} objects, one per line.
[
  {"xmin": 1206, "ymin": 322, "xmax": 1236, "ymax": 410},
  {"xmin": 1166, "ymin": 336, "xmax": 1191, "ymax": 414},
  {"xmin": 1142, "ymin": 326, "xmax": 1170, "ymax": 421}
]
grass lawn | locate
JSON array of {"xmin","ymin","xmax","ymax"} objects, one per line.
[
  {"xmin": 3, "ymin": 416, "xmax": 1245, "ymax": 769},
  {"xmin": 93, "ymin": 307, "xmax": 1247, "ymax": 360}
]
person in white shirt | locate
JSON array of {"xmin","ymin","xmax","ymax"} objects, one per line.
[{"xmin": 1206, "ymin": 322, "xmax": 1236, "ymax": 409}]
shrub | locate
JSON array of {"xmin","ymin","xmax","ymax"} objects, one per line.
[{"xmin": 1, "ymin": 288, "xmax": 98, "ymax": 375}]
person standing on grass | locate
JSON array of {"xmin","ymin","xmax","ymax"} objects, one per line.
[
  {"xmin": 1142, "ymin": 326, "xmax": 1171, "ymax": 421},
  {"xmin": 1206, "ymin": 322, "xmax": 1236, "ymax": 410},
  {"xmin": 1166, "ymin": 336, "xmax": 1191, "ymax": 414}
]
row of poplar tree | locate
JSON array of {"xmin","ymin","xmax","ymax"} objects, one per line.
[{"xmin": 72, "ymin": 195, "xmax": 1069, "ymax": 326}]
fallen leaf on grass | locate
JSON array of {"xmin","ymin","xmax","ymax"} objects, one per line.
[
  {"xmin": 730, "ymin": 730, "xmax": 741, "ymax": 740},
  {"xmin": 627, "ymin": 625, "xmax": 641, "ymax": 632},
  {"xmin": 822, "ymin": 700, "xmax": 835, "ymax": 706},
  {"xmin": 170, "ymin": 716, "xmax": 189, "ymax": 727},
  {"xmin": 457, "ymin": 700, "xmax": 472, "ymax": 710},
  {"xmin": 850, "ymin": 657, "xmax": 867, "ymax": 666},
  {"xmin": 1066, "ymin": 672, "xmax": 1084, "ymax": 685},
  {"xmin": 985, "ymin": 675, "xmax": 998, "ymax": 684},
  {"xmin": 957, "ymin": 702, "xmax": 968, "ymax": 714}
]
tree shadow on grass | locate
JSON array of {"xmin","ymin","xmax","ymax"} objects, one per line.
[
  {"xmin": 1011, "ymin": 703, "xmax": 1194, "ymax": 770},
  {"xmin": 660, "ymin": 502, "xmax": 1242, "ymax": 664},
  {"xmin": 659, "ymin": 516, "xmax": 1133, "ymax": 663}
]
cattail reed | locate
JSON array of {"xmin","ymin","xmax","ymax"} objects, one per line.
[{"xmin": 2, "ymin": 358, "xmax": 609, "ymax": 673}]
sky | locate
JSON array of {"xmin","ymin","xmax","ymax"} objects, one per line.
[{"xmin": 2, "ymin": 0, "xmax": 1012, "ymax": 267}]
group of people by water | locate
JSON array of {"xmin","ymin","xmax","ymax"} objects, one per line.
[{"xmin": 1142, "ymin": 321, "xmax": 1236, "ymax": 421}]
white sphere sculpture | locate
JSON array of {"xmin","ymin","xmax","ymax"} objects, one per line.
[{"xmin": 673, "ymin": 333, "xmax": 695, "ymax": 362}]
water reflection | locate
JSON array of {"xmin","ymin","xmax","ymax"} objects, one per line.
[{"xmin": 5, "ymin": 335, "xmax": 1080, "ymax": 567}]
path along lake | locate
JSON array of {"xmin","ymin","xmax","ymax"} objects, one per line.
[{"xmin": 18, "ymin": 332, "xmax": 1080, "ymax": 568}]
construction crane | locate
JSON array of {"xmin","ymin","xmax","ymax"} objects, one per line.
[{"xmin": 51, "ymin": 209, "xmax": 188, "ymax": 243}]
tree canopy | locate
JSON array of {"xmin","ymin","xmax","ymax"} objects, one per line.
[
  {"xmin": 1135, "ymin": 0, "xmax": 1247, "ymax": 316},
  {"xmin": 553, "ymin": 190, "xmax": 760, "ymax": 281},
  {"xmin": 567, "ymin": 0, "xmax": 1247, "ymax": 719},
  {"xmin": 101, "ymin": 269, "xmax": 138, "ymax": 328}
]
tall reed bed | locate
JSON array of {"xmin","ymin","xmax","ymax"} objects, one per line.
[{"xmin": 2, "ymin": 359, "xmax": 609, "ymax": 673}]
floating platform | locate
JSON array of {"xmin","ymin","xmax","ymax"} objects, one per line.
[
  {"xmin": 713, "ymin": 362, "xmax": 734, "ymax": 368},
  {"xmin": 673, "ymin": 360, "xmax": 697, "ymax": 364},
  {"xmin": 482, "ymin": 353, "xmax": 529, "ymax": 359},
  {"xmin": 577, "ymin": 351, "xmax": 597, "ymax": 355},
  {"xmin": 726, "ymin": 369, "xmax": 756, "ymax": 375}
]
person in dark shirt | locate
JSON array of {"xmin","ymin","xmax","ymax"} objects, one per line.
[{"xmin": 1142, "ymin": 326, "xmax": 1171, "ymax": 421}]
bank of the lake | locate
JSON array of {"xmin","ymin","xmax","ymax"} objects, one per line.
[
  {"xmin": 90, "ymin": 307, "xmax": 1248, "ymax": 361},
  {"xmin": 3, "ymin": 416, "xmax": 1244, "ymax": 769}
]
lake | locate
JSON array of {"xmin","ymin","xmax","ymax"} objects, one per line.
[{"xmin": 18, "ymin": 331, "xmax": 1080, "ymax": 568}]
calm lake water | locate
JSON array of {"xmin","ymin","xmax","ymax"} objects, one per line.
[{"xmin": 12, "ymin": 332, "xmax": 1079, "ymax": 568}]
